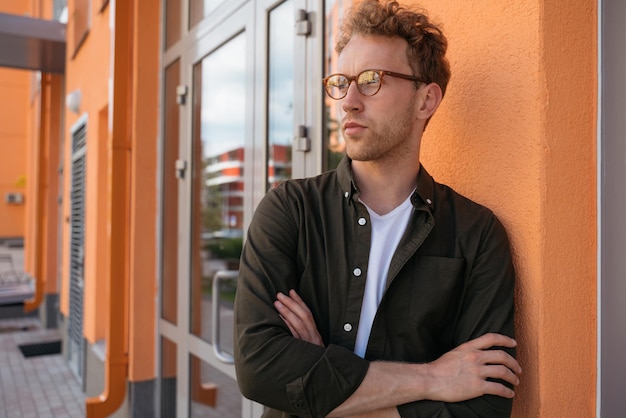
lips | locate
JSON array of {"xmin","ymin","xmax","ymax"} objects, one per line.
[{"xmin": 343, "ymin": 121, "xmax": 366, "ymax": 136}]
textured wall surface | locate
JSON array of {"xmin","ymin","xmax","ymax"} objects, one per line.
[
  {"xmin": 0, "ymin": 0, "xmax": 29, "ymax": 239},
  {"xmin": 417, "ymin": 1, "xmax": 597, "ymax": 416}
]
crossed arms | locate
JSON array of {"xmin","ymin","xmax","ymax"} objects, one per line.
[
  {"xmin": 275, "ymin": 290, "xmax": 521, "ymax": 418},
  {"xmin": 234, "ymin": 182, "xmax": 520, "ymax": 417}
]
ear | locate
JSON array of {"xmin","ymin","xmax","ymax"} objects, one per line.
[{"xmin": 417, "ymin": 83, "xmax": 443, "ymax": 121}]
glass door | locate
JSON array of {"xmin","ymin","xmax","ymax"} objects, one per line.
[
  {"xmin": 159, "ymin": 0, "xmax": 327, "ymax": 416},
  {"xmin": 160, "ymin": 4, "xmax": 257, "ymax": 416},
  {"xmin": 187, "ymin": 28, "xmax": 248, "ymax": 418}
]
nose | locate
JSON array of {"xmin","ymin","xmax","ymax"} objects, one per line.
[{"xmin": 340, "ymin": 81, "xmax": 363, "ymax": 113}]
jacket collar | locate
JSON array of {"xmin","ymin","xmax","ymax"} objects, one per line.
[{"xmin": 336, "ymin": 155, "xmax": 435, "ymax": 210}]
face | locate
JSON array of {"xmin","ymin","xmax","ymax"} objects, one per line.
[{"xmin": 336, "ymin": 35, "xmax": 424, "ymax": 163}]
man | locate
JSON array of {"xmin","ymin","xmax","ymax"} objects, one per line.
[{"xmin": 234, "ymin": 1, "xmax": 521, "ymax": 417}]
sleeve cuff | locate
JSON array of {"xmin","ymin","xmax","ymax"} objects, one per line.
[{"xmin": 286, "ymin": 344, "xmax": 369, "ymax": 417}]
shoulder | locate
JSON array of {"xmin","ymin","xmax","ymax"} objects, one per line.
[
  {"xmin": 433, "ymin": 181, "xmax": 491, "ymax": 214},
  {"xmin": 252, "ymin": 169, "xmax": 341, "ymax": 224},
  {"xmin": 432, "ymin": 180, "xmax": 507, "ymax": 239},
  {"xmin": 265, "ymin": 170, "xmax": 341, "ymax": 205}
]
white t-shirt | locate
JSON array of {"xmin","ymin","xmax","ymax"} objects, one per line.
[{"xmin": 354, "ymin": 194, "xmax": 414, "ymax": 358}]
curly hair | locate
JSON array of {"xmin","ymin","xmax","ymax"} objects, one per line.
[{"xmin": 336, "ymin": 0, "xmax": 451, "ymax": 96}]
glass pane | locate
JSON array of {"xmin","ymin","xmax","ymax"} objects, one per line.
[
  {"xmin": 267, "ymin": 0, "xmax": 294, "ymax": 190},
  {"xmin": 190, "ymin": 33, "xmax": 246, "ymax": 342},
  {"xmin": 189, "ymin": 0, "xmax": 226, "ymax": 28},
  {"xmin": 160, "ymin": 337, "xmax": 177, "ymax": 418},
  {"xmin": 161, "ymin": 59, "xmax": 180, "ymax": 325},
  {"xmin": 323, "ymin": 0, "xmax": 352, "ymax": 171},
  {"xmin": 165, "ymin": 0, "xmax": 182, "ymax": 50},
  {"xmin": 189, "ymin": 354, "xmax": 241, "ymax": 417}
]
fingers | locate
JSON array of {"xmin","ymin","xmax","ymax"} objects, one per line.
[
  {"xmin": 460, "ymin": 333, "xmax": 522, "ymax": 375},
  {"xmin": 461, "ymin": 341, "xmax": 522, "ymax": 379},
  {"xmin": 274, "ymin": 290, "xmax": 324, "ymax": 347},
  {"xmin": 277, "ymin": 290, "xmax": 311, "ymax": 318},
  {"xmin": 482, "ymin": 348, "xmax": 522, "ymax": 375},
  {"xmin": 482, "ymin": 379, "xmax": 516, "ymax": 399},
  {"xmin": 275, "ymin": 291, "xmax": 313, "ymax": 328},
  {"xmin": 426, "ymin": 333, "xmax": 522, "ymax": 402},
  {"xmin": 278, "ymin": 314, "xmax": 300, "ymax": 339},
  {"xmin": 483, "ymin": 364, "xmax": 520, "ymax": 388},
  {"xmin": 468, "ymin": 345, "xmax": 522, "ymax": 397},
  {"xmin": 463, "ymin": 333, "xmax": 517, "ymax": 350}
]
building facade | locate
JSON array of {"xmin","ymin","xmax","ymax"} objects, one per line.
[{"xmin": 0, "ymin": 0, "xmax": 623, "ymax": 417}]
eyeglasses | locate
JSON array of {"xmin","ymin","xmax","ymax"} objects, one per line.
[{"xmin": 322, "ymin": 69, "xmax": 428, "ymax": 100}]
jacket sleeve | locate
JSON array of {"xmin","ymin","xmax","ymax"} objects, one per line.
[
  {"xmin": 233, "ymin": 187, "xmax": 369, "ymax": 418},
  {"xmin": 398, "ymin": 212, "xmax": 516, "ymax": 418}
]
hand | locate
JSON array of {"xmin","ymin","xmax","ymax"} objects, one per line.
[
  {"xmin": 424, "ymin": 333, "xmax": 522, "ymax": 402},
  {"xmin": 274, "ymin": 290, "xmax": 324, "ymax": 347}
]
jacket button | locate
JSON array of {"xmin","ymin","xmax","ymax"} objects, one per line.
[
  {"xmin": 353, "ymin": 268, "xmax": 362, "ymax": 277},
  {"xmin": 358, "ymin": 217, "xmax": 367, "ymax": 226},
  {"xmin": 344, "ymin": 323, "xmax": 353, "ymax": 332}
]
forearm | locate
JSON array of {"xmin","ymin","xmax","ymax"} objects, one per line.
[
  {"xmin": 329, "ymin": 333, "xmax": 520, "ymax": 417},
  {"xmin": 328, "ymin": 362, "xmax": 426, "ymax": 417}
]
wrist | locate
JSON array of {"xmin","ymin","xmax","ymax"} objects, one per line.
[{"xmin": 409, "ymin": 362, "xmax": 434, "ymax": 401}]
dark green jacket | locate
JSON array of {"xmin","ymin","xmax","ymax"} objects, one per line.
[{"xmin": 234, "ymin": 156, "xmax": 515, "ymax": 418}]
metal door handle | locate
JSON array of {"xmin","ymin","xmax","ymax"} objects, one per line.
[{"xmin": 212, "ymin": 270, "xmax": 239, "ymax": 364}]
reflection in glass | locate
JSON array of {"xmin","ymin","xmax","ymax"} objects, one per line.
[
  {"xmin": 267, "ymin": 0, "xmax": 294, "ymax": 190},
  {"xmin": 190, "ymin": 34, "xmax": 245, "ymax": 344},
  {"xmin": 160, "ymin": 337, "xmax": 177, "ymax": 418},
  {"xmin": 189, "ymin": 353, "xmax": 241, "ymax": 417},
  {"xmin": 323, "ymin": 0, "xmax": 352, "ymax": 171},
  {"xmin": 161, "ymin": 59, "xmax": 180, "ymax": 325},
  {"xmin": 189, "ymin": 0, "xmax": 226, "ymax": 28}
]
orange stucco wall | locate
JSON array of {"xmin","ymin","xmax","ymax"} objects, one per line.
[
  {"xmin": 127, "ymin": 0, "xmax": 159, "ymax": 383},
  {"xmin": 417, "ymin": 1, "xmax": 597, "ymax": 416},
  {"xmin": 60, "ymin": 0, "xmax": 160, "ymax": 383},
  {"xmin": 0, "ymin": 67, "xmax": 28, "ymax": 239},
  {"xmin": 61, "ymin": 1, "xmax": 111, "ymax": 343},
  {"xmin": 0, "ymin": 0, "xmax": 29, "ymax": 239},
  {"xmin": 0, "ymin": 0, "xmax": 65, "ymax": 310}
]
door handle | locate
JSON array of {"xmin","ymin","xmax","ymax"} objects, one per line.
[{"xmin": 211, "ymin": 270, "xmax": 239, "ymax": 364}]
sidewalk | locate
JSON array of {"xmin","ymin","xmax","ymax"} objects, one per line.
[
  {"xmin": 0, "ymin": 315, "xmax": 86, "ymax": 418},
  {"xmin": 0, "ymin": 242, "xmax": 85, "ymax": 417}
]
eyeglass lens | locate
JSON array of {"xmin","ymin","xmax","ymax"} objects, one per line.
[{"xmin": 325, "ymin": 70, "xmax": 382, "ymax": 99}]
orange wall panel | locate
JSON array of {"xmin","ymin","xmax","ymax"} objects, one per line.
[
  {"xmin": 61, "ymin": 2, "xmax": 112, "ymax": 339},
  {"xmin": 0, "ymin": 0, "xmax": 27, "ymax": 14},
  {"xmin": 540, "ymin": 1, "xmax": 597, "ymax": 416},
  {"xmin": 416, "ymin": 1, "xmax": 597, "ymax": 416},
  {"xmin": 127, "ymin": 0, "xmax": 160, "ymax": 382},
  {"xmin": 0, "ymin": 68, "xmax": 29, "ymax": 238}
]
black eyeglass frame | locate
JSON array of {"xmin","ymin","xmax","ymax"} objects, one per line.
[{"xmin": 322, "ymin": 69, "xmax": 429, "ymax": 100}]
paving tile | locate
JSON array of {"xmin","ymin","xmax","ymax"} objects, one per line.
[{"xmin": 0, "ymin": 318, "xmax": 85, "ymax": 418}]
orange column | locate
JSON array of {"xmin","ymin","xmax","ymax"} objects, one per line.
[
  {"xmin": 86, "ymin": 0, "xmax": 133, "ymax": 415},
  {"xmin": 127, "ymin": 0, "xmax": 159, "ymax": 383},
  {"xmin": 24, "ymin": 73, "xmax": 50, "ymax": 312},
  {"xmin": 416, "ymin": 0, "xmax": 597, "ymax": 416},
  {"xmin": 539, "ymin": 1, "xmax": 597, "ymax": 415},
  {"xmin": 24, "ymin": 72, "xmax": 62, "ymax": 312}
]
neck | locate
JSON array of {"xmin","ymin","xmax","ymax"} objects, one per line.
[{"xmin": 352, "ymin": 157, "xmax": 420, "ymax": 215}]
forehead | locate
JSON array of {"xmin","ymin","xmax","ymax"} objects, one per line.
[{"xmin": 338, "ymin": 35, "xmax": 411, "ymax": 73}]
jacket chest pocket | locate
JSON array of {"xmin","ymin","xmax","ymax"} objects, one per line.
[{"xmin": 402, "ymin": 256, "xmax": 466, "ymax": 329}]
